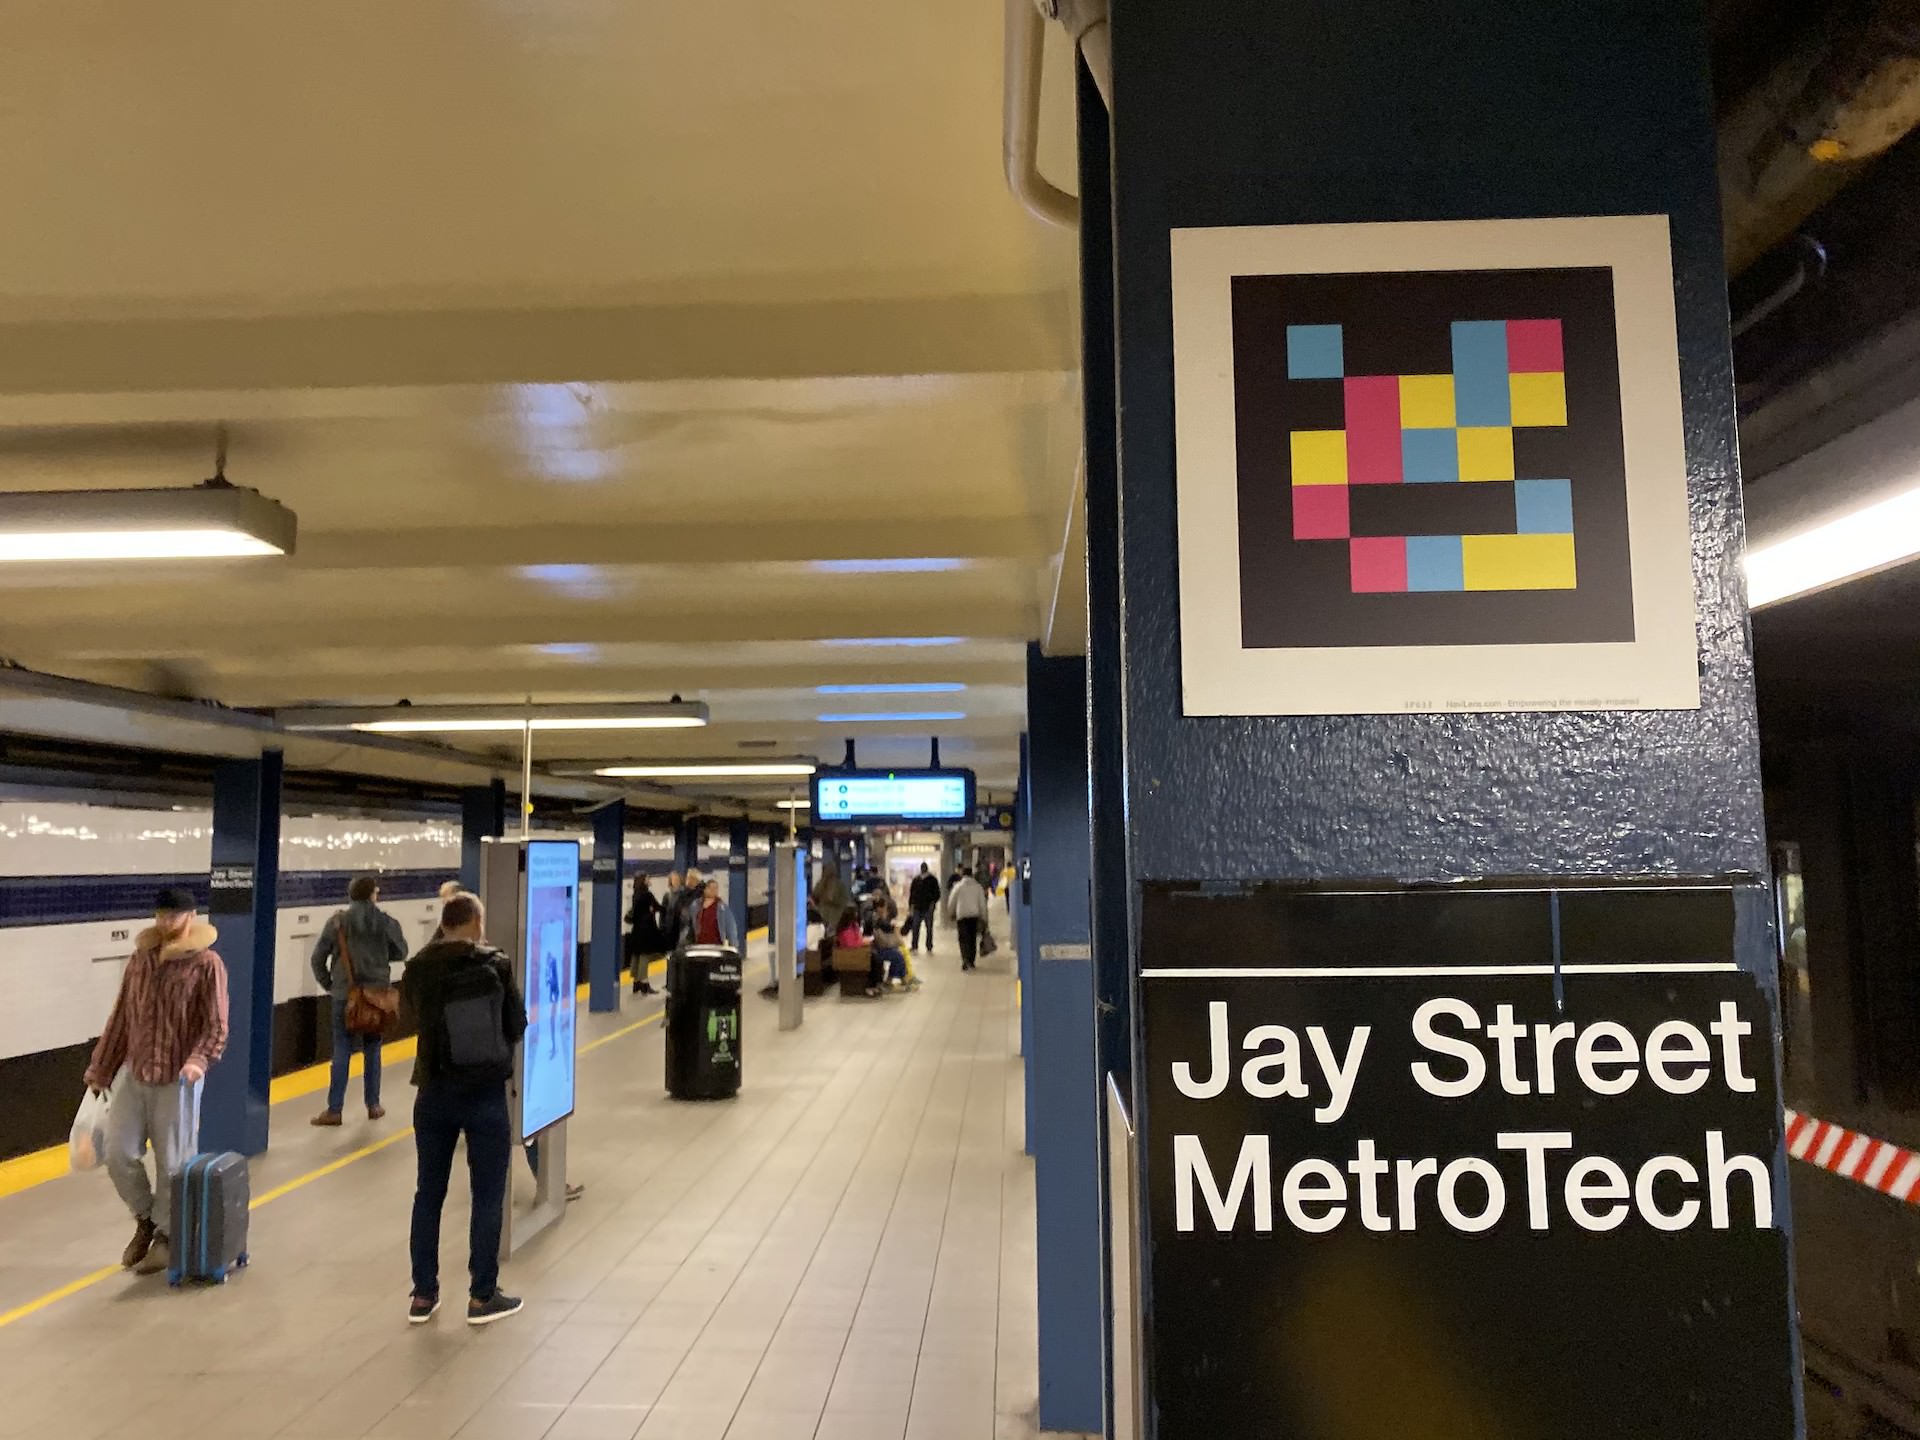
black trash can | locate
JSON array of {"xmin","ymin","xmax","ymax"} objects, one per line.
[{"xmin": 664, "ymin": 944, "xmax": 744, "ymax": 1099}]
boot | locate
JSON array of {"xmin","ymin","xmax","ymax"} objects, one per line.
[
  {"xmin": 310, "ymin": 1109, "xmax": 343, "ymax": 1127},
  {"xmin": 121, "ymin": 1216, "xmax": 156, "ymax": 1269}
]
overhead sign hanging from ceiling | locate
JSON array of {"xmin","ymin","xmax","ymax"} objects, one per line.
[
  {"xmin": 1136, "ymin": 880, "xmax": 1795, "ymax": 1438},
  {"xmin": 811, "ymin": 767, "xmax": 976, "ymax": 825},
  {"xmin": 1168, "ymin": 214, "xmax": 1700, "ymax": 715}
]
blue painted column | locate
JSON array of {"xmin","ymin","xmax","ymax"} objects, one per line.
[
  {"xmin": 1026, "ymin": 646, "xmax": 1101, "ymax": 1433},
  {"xmin": 589, "ymin": 800, "xmax": 625, "ymax": 1013},
  {"xmin": 200, "ymin": 751, "xmax": 282, "ymax": 1157},
  {"xmin": 674, "ymin": 816, "xmax": 698, "ymax": 876},
  {"xmin": 1014, "ymin": 731, "xmax": 1035, "ymax": 1149},
  {"xmin": 727, "ymin": 819, "xmax": 750, "ymax": 942},
  {"xmin": 1078, "ymin": 56, "xmax": 1132, "ymax": 1438},
  {"xmin": 460, "ymin": 780, "xmax": 506, "ymax": 893},
  {"xmin": 1099, "ymin": 2, "xmax": 1791, "ymax": 1435}
]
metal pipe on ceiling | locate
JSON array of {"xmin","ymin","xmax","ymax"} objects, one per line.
[
  {"xmin": 1721, "ymin": 0, "xmax": 1920, "ymax": 274},
  {"xmin": 1004, "ymin": 0, "xmax": 1079, "ymax": 228}
]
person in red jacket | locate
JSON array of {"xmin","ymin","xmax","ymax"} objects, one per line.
[{"xmin": 84, "ymin": 886, "xmax": 230, "ymax": 1276}]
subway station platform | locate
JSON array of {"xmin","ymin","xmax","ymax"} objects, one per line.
[{"xmin": 0, "ymin": 953, "xmax": 1049, "ymax": 1440}]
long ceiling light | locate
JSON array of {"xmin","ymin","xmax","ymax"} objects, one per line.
[
  {"xmin": 581, "ymin": 761, "xmax": 818, "ymax": 779},
  {"xmin": 776, "ymin": 799, "xmax": 811, "ymax": 810},
  {"xmin": 0, "ymin": 483, "xmax": 296, "ymax": 562},
  {"xmin": 816, "ymin": 683, "xmax": 966, "ymax": 695},
  {"xmin": 816, "ymin": 710, "xmax": 967, "ymax": 724},
  {"xmin": 277, "ymin": 701, "xmax": 708, "ymax": 734},
  {"xmin": 1745, "ymin": 484, "xmax": 1920, "ymax": 608}
]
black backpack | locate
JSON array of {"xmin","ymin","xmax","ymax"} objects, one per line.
[{"xmin": 440, "ymin": 955, "xmax": 510, "ymax": 1076}]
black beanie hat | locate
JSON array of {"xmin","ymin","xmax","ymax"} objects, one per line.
[{"xmin": 155, "ymin": 886, "xmax": 197, "ymax": 914}]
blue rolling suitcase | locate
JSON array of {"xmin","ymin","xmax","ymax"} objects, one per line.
[{"xmin": 168, "ymin": 1152, "xmax": 251, "ymax": 1285}]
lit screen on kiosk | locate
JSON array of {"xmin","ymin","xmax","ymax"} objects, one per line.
[
  {"xmin": 521, "ymin": 839, "xmax": 579, "ymax": 1137},
  {"xmin": 812, "ymin": 770, "xmax": 974, "ymax": 823}
]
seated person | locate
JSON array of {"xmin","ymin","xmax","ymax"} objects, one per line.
[{"xmin": 868, "ymin": 914, "xmax": 915, "ymax": 993}]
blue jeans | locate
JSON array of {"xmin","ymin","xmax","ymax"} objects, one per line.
[
  {"xmin": 409, "ymin": 1083, "xmax": 510, "ymax": 1300},
  {"xmin": 326, "ymin": 998, "xmax": 382, "ymax": 1112}
]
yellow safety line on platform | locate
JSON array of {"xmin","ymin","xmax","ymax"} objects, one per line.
[
  {"xmin": 0, "ymin": 955, "xmax": 682, "ymax": 1203},
  {"xmin": 0, "ymin": 987, "xmax": 684, "ymax": 1331}
]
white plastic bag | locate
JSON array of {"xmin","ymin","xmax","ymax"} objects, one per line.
[{"xmin": 69, "ymin": 1087, "xmax": 111, "ymax": 1172}]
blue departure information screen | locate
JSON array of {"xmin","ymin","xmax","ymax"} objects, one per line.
[
  {"xmin": 812, "ymin": 770, "xmax": 975, "ymax": 823},
  {"xmin": 520, "ymin": 839, "xmax": 578, "ymax": 1137}
]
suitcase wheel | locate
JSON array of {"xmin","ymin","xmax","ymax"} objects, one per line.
[{"xmin": 236, "ymin": 1252, "xmax": 250, "ymax": 1269}]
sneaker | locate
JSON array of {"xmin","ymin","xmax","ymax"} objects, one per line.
[
  {"xmin": 565, "ymin": 1183, "xmax": 585, "ymax": 1202},
  {"xmin": 134, "ymin": 1233, "xmax": 170, "ymax": 1276},
  {"xmin": 864, "ymin": 986, "xmax": 884, "ymax": 998},
  {"xmin": 367, "ymin": 1104, "xmax": 386, "ymax": 1120},
  {"xmin": 408, "ymin": 1293, "xmax": 440, "ymax": 1325},
  {"xmin": 467, "ymin": 1291, "xmax": 524, "ymax": 1327},
  {"xmin": 310, "ymin": 1109, "xmax": 343, "ymax": 1127},
  {"xmin": 121, "ymin": 1216, "xmax": 157, "ymax": 1270}
]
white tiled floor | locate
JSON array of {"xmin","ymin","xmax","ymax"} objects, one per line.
[{"xmin": 0, "ymin": 946, "xmax": 1062, "ymax": 1440}]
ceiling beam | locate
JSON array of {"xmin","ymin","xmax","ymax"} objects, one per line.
[
  {"xmin": 202, "ymin": 659, "xmax": 1025, "ymax": 706},
  {"xmin": 0, "ymin": 293, "xmax": 1075, "ymax": 397},
  {"xmin": 10, "ymin": 601, "xmax": 1037, "ymax": 657},
  {"xmin": 288, "ymin": 517, "xmax": 1051, "ymax": 571}
]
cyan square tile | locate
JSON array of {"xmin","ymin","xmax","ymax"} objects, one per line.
[
  {"xmin": 1401, "ymin": 428, "xmax": 1459, "ymax": 483},
  {"xmin": 1286, "ymin": 324, "xmax": 1344, "ymax": 380},
  {"xmin": 1406, "ymin": 535, "xmax": 1466, "ymax": 592},
  {"xmin": 1514, "ymin": 477, "xmax": 1574, "ymax": 534}
]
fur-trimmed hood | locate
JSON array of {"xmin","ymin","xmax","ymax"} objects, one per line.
[{"xmin": 136, "ymin": 921, "xmax": 219, "ymax": 961}]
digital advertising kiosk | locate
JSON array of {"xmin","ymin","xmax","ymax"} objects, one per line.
[{"xmin": 479, "ymin": 836, "xmax": 578, "ymax": 1256}]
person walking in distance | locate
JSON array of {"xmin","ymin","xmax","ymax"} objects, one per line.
[
  {"xmin": 626, "ymin": 874, "xmax": 669, "ymax": 995},
  {"xmin": 907, "ymin": 862, "xmax": 941, "ymax": 954},
  {"xmin": 309, "ymin": 875, "xmax": 409, "ymax": 1127},
  {"xmin": 85, "ymin": 886, "xmax": 229, "ymax": 1276},
  {"xmin": 947, "ymin": 867, "xmax": 989, "ymax": 971},
  {"xmin": 401, "ymin": 892, "xmax": 528, "ymax": 1326}
]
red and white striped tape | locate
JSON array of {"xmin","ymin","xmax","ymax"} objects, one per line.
[{"xmin": 1784, "ymin": 1107, "xmax": 1920, "ymax": 1204}]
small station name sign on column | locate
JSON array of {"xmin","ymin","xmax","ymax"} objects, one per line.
[
  {"xmin": 1139, "ymin": 882, "xmax": 1795, "ymax": 1438},
  {"xmin": 208, "ymin": 863, "xmax": 255, "ymax": 916}
]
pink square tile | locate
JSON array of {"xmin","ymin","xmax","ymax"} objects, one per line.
[
  {"xmin": 1506, "ymin": 319, "xmax": 1563, "ymax": 373},
  {"xmin": 1292, "ymin": 485, "xmax": 1349, "ymax": 540},
  {"xmin": 1349, "ymin": 536, "xmax": 1407, "ymax": 592}
]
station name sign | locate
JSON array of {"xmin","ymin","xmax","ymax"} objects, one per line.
[
  {"xmin": 1171, "ymin": 993, "xmax": 1769, "ymax": 1238},
  {"xmin": 1138, "ymin": 881, "xmax": 1797, "ymax": 1439}
]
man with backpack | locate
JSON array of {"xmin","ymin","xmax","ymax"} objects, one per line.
[{"xmin": 400, "ymin": 892, "xmax": 527, "ymax": 1327}]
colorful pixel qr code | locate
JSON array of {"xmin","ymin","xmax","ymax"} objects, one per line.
[
  {"xmin": 1230, "ymin": 267, "xmax": 1634, "ymax": 651},
  {"xmin": 1286, "ymin": 318, "xmax": 1573, "ymax": 594}
]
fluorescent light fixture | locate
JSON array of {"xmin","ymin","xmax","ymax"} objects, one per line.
[
  {"xmin": 0, "ymin": 484, "xmax": 296, "ymax": 563},
  {"xmin": 819, "ymin": 636, "xmax": 965, "ymax": 648},
  {"xmin": 277, "ymin": 701, "xmax": 709, "ymax": 734},
  {"xmin": 816, "ymin": 711, "xmax": 967, "ymax": 724},
  {"xmin": 811, "ymin": 558, "xmax": 971, "ymax": 575},
  {"xmin": 581, "ymin": 762, "xmax": 819, "ymax": 779},
  {"xmin": 1745, "ymin": 485, "xmax": 1920, "ymax": 608},
  {"xmin": 776, "ymin": 799, "xmax": 811, "ymax": 810},
  {"xmin": 815, "ymin": 683, "xmax": 966, "ymax": 695}
]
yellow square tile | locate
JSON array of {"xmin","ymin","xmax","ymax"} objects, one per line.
[
  {"xmin": 1461, "ymin": 533, "xmax": 1577, "ymax": 590},
  {"xmin": 1457, "ymin": 426, "xmax": 1514, "ymax": 482},
  {"xmin": 1398, "ymin": 374, "xmax": 1455, "ymax": 428},
  {"xmin": 1290, "ymin": 429, "xmax": 1348, "ymax": 486},
  {"xmin": 1510, "ymin": 371, "xmax": 1567, "ymax": 427}
]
